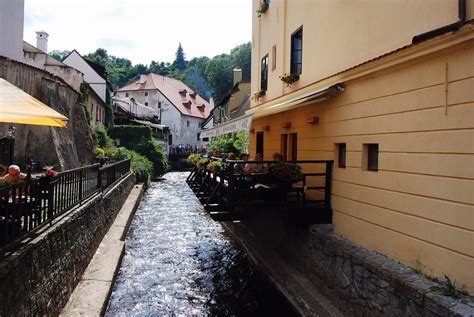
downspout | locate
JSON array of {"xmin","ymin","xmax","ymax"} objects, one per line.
[{"xmin": 412, "ymin": 0, "xmax": 466, "ymax": 44}]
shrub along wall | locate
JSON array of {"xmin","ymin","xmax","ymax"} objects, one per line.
[{"xmin": 0, "ymin": 173, "xmax": 135, "ymax": 316}]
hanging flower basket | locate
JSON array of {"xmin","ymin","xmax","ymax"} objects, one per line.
[
  {"xmin": 279, "ymin": 73, "xmax": 300, "ymax": 87},
  {"xmin": 251, "ymin": 90, "xmax": 266, "ymax": 102},
  {"xmin": 207, "ymin": 161, "xmax": 224, "ymax": 174},
  {"xmin": 256, "ymin": 2, "xmax": 269, "ymax": 17}
]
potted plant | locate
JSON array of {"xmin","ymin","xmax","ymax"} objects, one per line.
[
  {"xmin": 196, "ymin": 157, "xmax": 209, "ymax": 170},
  {"xmin": 279, "ymin": 73, "xmax": 300, "ymax": 87},
  {"xmin": 269, "ymin": 162, "xmax": 302, "ymax": 183},
  {"xmin": 251, "ymin": 90, "xmax": 266, "ymax": 102},
  {"xmin": 187, "ymin": 153, "xmax": 200, "ymax": 166},
  {"xmin": 256, "ymin": 1, "xmax": 269, "ymax": 17},
  {"xmin": 207, "ymin": 161, "xmax": 224, "ymax": 174}
]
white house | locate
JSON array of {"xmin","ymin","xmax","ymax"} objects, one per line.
[
  {"xmin": 115, "ymin": 73, "xmax": 211, "ymax": 149},
  {"xmin": 63, "ymin": 50, "xmax": 107, "ymax": 103}
]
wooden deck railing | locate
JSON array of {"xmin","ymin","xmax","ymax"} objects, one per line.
[
  {"xmin": 186, "ymin": 157, "xmax": 334, "ymax": 223},
  {"xmin": 0, "ymin": 159, "xmax": 131, "ymax": 255}
]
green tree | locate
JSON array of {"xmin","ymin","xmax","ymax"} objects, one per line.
[
  {"xmin": 205, "ymin": 54, "xmax": 233, "ymax": 102},
  {"xmin": 172, "ymin": 43, "xmax": 187, "ymax": 71},
  {"xmin": 49, "ymin": 50, "xmax": 71, "ymax": 61},
  {"xmin": 230, "ymin": 42, "xmax": 251, "ymax": 82}
]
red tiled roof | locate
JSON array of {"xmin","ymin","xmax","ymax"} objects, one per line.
[{"xmin": 116, "ymin": 73, "xmax": 211, "ymax": 119}]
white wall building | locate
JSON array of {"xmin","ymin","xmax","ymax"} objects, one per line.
[
  {"xmin": 116, "ymin": 73, "xmax": 212, "ymax": 150},
  {"xmin": 63, "ymin": 50, "xmax": 107, "ymax": 103},
  {"xmin": 0, "ymin": 0, "xmax": 24, "ymax": 62}
]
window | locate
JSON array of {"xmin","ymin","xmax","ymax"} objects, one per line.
[
  {"xmin": 289, "ymin": 133, "xmax": 297, "ymax": 161},
  {"xmin": 280, "ymin": 133, "xmax": 297, "ymax": 160},
  {"xmin": 168, "ymin": 134, "xmax": 173, "ymax": 145},
  {"xmin": 144, "ymin": 92, "xmax": 148, "ymax": 96},
  {"xmin": 197, "ymin": 133, "xmax": 200, "ymax": 141},
  {"xmin": 271, "ymin": 45, "xmax": 277, "ymax": 71},
  {"xmin": 145, "ymin": 102, "xmax": 148, "ymax": 107},
  {"xmin": 363, "ymin": 144, "xmax": 379, "ymax": 171},
  {"xmin": 337, "ymin": 143, "xmax": 346, "ymax": 168},
  {"xmin": 158, "ymin": 102, "xmax": 161, "ymax": 108},
  {"xmin": 256, "ymin": 132, "xmax": 264, "ymax": 156},
  {"xmin": 280, "ymin": 134, "xmax": 288, "ymax": 160},
  {"xmin": 125, "ymin": 93, "xmax": 129, "ymax": 97},
  {"xmin": 291, "ymin": 27, "xmax": 303, "ymax": 75},
  {"xmin": 186, "ymin": 120, "xmax": 190, "ymax": 127},
  {"xmin": 261, "ymin": 54, "xmax": 269, "ymax": 91}
]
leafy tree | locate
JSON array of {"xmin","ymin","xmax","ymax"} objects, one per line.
[
  {"xmin": 205, "ymin": 55, "xmax": 233, "ymax": 102},
  {"xmin": 230, "ymin": 42, "xmax": 251, "ymax": 82},
  {"xmin": 49, "ymin": 50, "xmax": 71, "ymax": 61}
]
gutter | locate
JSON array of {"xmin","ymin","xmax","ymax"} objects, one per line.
[{"xmin": 412, "ymin": 0, "xmax": 466, "ymax": 43}]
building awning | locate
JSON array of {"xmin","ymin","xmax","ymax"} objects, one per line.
[
  {"xmin": 200, "ymin": 113, "xmax": 253, "ymax": 139},
  {"xmin": 247, "ymin": 83, "xmax": 344, "ymax": 118},
  {"xmin": 0, "ymin": 78, "xmax": 68, "ymax": 127},
  {"xmin": 131, "ymin": 119, "xmax": 168, "ymax": 130}
]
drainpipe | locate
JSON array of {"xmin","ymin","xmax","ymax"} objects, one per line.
[{"xmin": 412, "ymin": 0, "xmax": 466, "ymax": 44}]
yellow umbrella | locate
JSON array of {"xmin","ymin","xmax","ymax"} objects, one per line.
[{"xmin": 0, "ymin": 78, "xmax": 68, "ymax": 128}]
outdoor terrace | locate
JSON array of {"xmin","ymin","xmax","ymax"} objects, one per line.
[
  {"xmin": 186, "ymin": 157, "xmax": 333, "ymax": 224},
  {"xmin": 0, "ymin": 159, "xmax": 131, "ymax": 256}
]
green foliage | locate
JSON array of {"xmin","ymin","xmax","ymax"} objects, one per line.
[
  {"xmin": 430, "ymin": 275, "xmax": 468, "ymax": 299},
  {"xmin": 172, "ymin": 43, "xmax": 187, "ymax": 71},
  {"xmin": 49, "ymin": 50, "xmax": 71, "ymax": 61},
  {"xmin": 95, "ymin": 147, "xmax": 106, "ymax": 158},
  {"xmin": 209, "ymin": 131, "xmax": 248, "ymax": 156},
  {"xmin": 134, "ymin": 139, "xmax": 168, "ymax": 176},
  {"xmin": 109, "ymin": 125, "xmax": 153, "ymax": 148},
  {"xmin": 207, "ymin": 160, "xmax": 224, "ymax": 174},
  {"xmin": 187, "ymin": 153, "xmax": 201, "ymax": 166},
  {"xmin": 108, "ymin": 125, "xmax": 168, "ymax": 176},
  {"xmin": 269, "ymin": 162, "xmax": 302, "ymax": 180},
  {"xmin": 93, "ymin": 126, "xmax": 112, "ymax": 148},
  {"xmin": 197, "ymin": 157, "xmax": 209, "ymax": 169},
  {"xmin": 81, "ymin": 42, "xmax": 250, "ymax": 102},
  {"xmin": 108, "ymin": 147, "xmax": 153, "ymax": 186}
]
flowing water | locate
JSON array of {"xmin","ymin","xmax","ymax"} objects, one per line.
[{"xmin": 105, "ymin": 172, "xmax": 297, "ymax": 316}]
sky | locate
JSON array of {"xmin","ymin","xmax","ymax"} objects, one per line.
[{"xmin": 23, "ymin": 0, "xmax": 252, "ymax": 66}]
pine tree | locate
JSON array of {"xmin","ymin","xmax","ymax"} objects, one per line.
[{"xmin": 173, "ymin": 43, "xmax": 187, "ymax": 71}]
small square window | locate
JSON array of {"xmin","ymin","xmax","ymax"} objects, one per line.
[
  {"xmin": 187, "ymin": 120, "xmax": 190, "ymax": 127},
  {"xmin": 145, "ymin": 102, "xmax": 148, "ymax": 106},
  {"xmin": 363, "ymin": 144, "xmax": 379, "ymax": 171},
  {"xmin": 125, "ymin": 93, "xmax": 129, "ymax": 97},
  {"xmin": 145, "ymin": 92, "xmax": 148, "ymax": 96},
  {"xmin": 158, "ymin": 102, "xmax": 161, "ymax": 109},
  {"xmin": 337, "ymin": 143, "xmax": 346, "ymax": 168}
]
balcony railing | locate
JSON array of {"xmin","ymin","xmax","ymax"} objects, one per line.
[
  {"xmin": 0, "ymin": 159, "xmax": 131, "ymax": 255},
  {"xmin": 186, "ymin": 157, "xmax": 333, "ymax": 223}
]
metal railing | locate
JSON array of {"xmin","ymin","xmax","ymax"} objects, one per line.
[{"xmin": 0, "ymin": 159, "xmax": 131, "ymax": 254}]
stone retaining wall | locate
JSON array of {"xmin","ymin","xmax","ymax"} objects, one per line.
[
  {"xmin": 0, "ymin": 173, "xmax": 135, "ymax": 316},
  {"xmin": 223, "ymin": 215, "xmax": 474, "ymax": 316}
]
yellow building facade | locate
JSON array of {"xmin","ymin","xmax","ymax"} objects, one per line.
[{"xmin": 249, "ymin": 0, "xmax": 474, "ymax": 293}]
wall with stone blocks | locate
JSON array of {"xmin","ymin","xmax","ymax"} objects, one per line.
[
  {"xmin": 223, "ymin": 218, "xmax": 474, "ymax": 316},
  {"xmin": 0, "ymin": 173, "xmax": 135, "ymax": 316}
]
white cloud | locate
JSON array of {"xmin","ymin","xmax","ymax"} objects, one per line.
[{"xmin": 24, "ymin": 0, "xmax": 252, "ymax": 65}]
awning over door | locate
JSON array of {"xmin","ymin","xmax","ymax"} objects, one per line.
[
  {"xmin": 0, "ymin": 78, "xmax": 68, "ymax": 127},
  {"xmin": 248, "ymin": 83, "xmax": 344, "ymax": 118},
  {"xmin": 200, "ymin": 113, "xmax": 253, "ymax": 139}
]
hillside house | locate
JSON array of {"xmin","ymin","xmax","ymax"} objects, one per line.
[{"xmin": 116, "ymin": 73, "xmax": 211, "ymax": 151}]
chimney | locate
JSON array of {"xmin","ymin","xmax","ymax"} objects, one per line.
[
  {"xmin": 233, "ymin": 68, "xmax": 242, "ymax": 85},
  {"xmin": 139, "ymin": 74, "xmax": 147, "ymax": 84},
  {"xmin": 36, "ymin": 31, "xmax": 49, "ymax": 52}
]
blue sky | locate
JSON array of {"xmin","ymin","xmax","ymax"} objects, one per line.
[{"xmin": 24, "ymin": 0, "xmax": 252, "ymax": 65}]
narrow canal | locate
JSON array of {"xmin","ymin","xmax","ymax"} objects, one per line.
[{"xmin": 106, "ymin": 172, "xmax": 297, "ymax": 316}]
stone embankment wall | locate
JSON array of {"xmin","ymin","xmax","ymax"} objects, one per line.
[
  {"xmin": 223, "ymin": 217, "xmax": 474, "ymax": 316},
  {"xmin": 0, "ymin": 173, "xmax": 135, "ymax": 316},
  {"xmin": 0, "ymin": 56, "xmax": 94, "ymax": 169}
]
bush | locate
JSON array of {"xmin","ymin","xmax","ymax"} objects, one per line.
[
  {"xmin": 209, "ymin": 131, "xmax": 249, "ymax": 156},
  {"xmin": 109, "ymin": 147, "xmax": 153, "ymax": 185},
  {"xmin": 108, "ymin": 125, "xmax": 168, "ymax": 177},
  {"xmin": 134, "ymin": 139, "xmax": 168, "ymax": 176},
  {"xmin": 94, "ymin": 126, "xmax": 112, "ymax": 148}
]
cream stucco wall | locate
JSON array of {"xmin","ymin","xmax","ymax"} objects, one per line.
[
  {"xmin": 250, "ymin": 0, "xmax": 474, "ymax": 294},
  {"xmin": 0, "ymin": 0, "xmax": 24, "ymax": 62},
  {"xmin": 249, "ymin": 39, "xmax": 474, "ymax": 294},
  {"xmin": 251, "ymin": 0, "xmax": 474, "ymax": 104}
]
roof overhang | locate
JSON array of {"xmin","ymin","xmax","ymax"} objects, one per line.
[
  {"xmin": 200, "ymin": 113, "xmax": 253, "ymax": 139},
  {"xmin": 248, "ymin": 83, "xmax": 344, "ymax": 119}
]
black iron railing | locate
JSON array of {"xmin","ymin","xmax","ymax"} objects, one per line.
[
  {"xmin": 0, "ymin": 159, "xmax": 131, "ymax": 254},
  {"xmin": 186, "ymin": 157, "xmax": 334, "ymax": 215}
]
